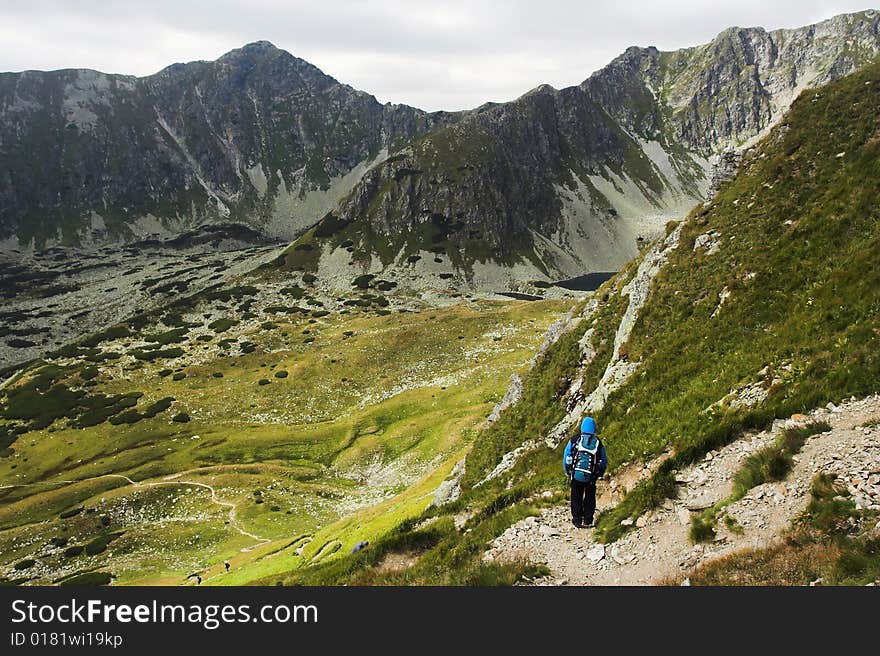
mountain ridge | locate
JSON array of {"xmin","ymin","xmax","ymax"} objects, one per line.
[
  {"xmin": 0, "ymin": 41, "xmax": 457, "ymax": 250},
  {"xmin": 270, "ymin": 9, "xmax": 880, "ymax": 292},
  {"xmin": 3, "ymin": 9, "xmax": 878, "ymax": 271}
]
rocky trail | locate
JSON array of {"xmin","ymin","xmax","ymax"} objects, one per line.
[{"xmin": 484, "ymin": 395, "xmax": 880, "ymax": 585}]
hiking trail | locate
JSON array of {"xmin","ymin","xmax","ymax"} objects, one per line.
[
  {"xmin": 1, "ymin": 472, "xmax": 271, "ymax": 549},
  {"xmin": 483, "ymin": 395, "xmax": 880, "ymax": 585}
]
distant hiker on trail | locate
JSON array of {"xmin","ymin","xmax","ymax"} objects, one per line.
[
  {"xmin": 563, "ymin": 416, "xmax": 608, "ymax": 528},
  {"xmin": 186, "ymin": 572, "xmax": 202, "ymax": 585},
  {"xmin": 351, "ymin": 540, "xmax": 369, "ymax": 554},
  {"xmin": 224, "ymin": 560, "xmax": 230, "ymax": 573}
]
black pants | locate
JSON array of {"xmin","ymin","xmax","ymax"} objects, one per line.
[{"xmin": 570, "ymin": 479, "xmax": 596, "ymax": 525}]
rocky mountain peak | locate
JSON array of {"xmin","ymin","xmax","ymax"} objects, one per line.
[{"xmin": 3, "ymin": 10, "xmax": 880, "ymax": 297}]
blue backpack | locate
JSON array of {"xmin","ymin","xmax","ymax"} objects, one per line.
[{"xmin": 571, "ymin": 434, "xmax": 602, "ymax": 483}]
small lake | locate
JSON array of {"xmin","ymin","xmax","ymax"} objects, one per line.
[{"xmin": 554, "ymin": 271, "xmax": 617, "ymax": 291}]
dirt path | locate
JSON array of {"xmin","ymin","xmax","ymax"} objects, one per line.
[
  {"xmin": 484, "ymin": 395, "xmax": 880, "ymax": 585},
  {"xmin": 1, "ymin": 471, "xmax": 271, "ymax": 549}
]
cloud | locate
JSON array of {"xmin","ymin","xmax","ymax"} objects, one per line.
[{"xmin": 0, "ymin": 1, "xmax": 873, "ymax": 110}]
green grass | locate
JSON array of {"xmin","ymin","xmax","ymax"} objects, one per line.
[
  {"xmin": 589, "ymin": 63, "xmax": 880, "ymax": 541},
  {"xmin": 732, "ymin": 422, "xmax": 831, "ymax": 498},
  {"xmin": 261, "ymin": 63, "xmax": 880, "ymax": 586},
  {"xmin": 0, "ymin": 298, "xmax": 570, "ymax": 584},
  {"xmin": 689, "ymin": 421, "xmax": 831, "ymax": 543},
  {"xmin": 682, "ymin": 474, "xmax": 880, "ymax": 585}
]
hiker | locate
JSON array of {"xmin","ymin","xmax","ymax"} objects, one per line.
[
  {"xmin": 351, "ymin": 540, "xmax": 369, "ymax": 554},
  {"xmin": 563, "ymin": 416, "xmax": 608, "ymax": 528},
  {"xmin": 224, "ymin": 560, "xmax": 230, "ymax": 573}
]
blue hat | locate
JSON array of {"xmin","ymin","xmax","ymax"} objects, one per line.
[{"xmin": 581, "ymin": 417, "xmax": 596, "ymax": 434}]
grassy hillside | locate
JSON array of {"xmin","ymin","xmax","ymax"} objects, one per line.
[
  {"xmin": 255, "ymin": 60, "xmax": 880, "ymax": 585},
  {"xmin": 0, "ymin": 275, "xmax": 571, "ymax": 585}
]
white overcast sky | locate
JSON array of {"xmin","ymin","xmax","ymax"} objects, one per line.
[{"xmin": 0, "ymin": 1, "xmax": 875, "ymax": 111}]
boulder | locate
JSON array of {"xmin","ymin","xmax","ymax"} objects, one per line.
[{"xmin": 586, "ymin": 544, "xmax": 605, "ymax": 563}]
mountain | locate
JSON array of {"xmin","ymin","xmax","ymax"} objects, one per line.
[
  {"xmin": 275, "ymin": 10, "xmax": 880, "ymax": 291},
  {"xmin": 0, "ymin": 41, "xmax": 455, "ymax": 249},
  {"xmin": 3, "ymin": 11, "xmax": 878, "ymax": 290},
  {"xmin": 243, "ymin": 54, "xmax": 880, "ymax": 585},
  {"xmin": 3, "ymin": 14, "xmax": 880, "ymax": 589}
]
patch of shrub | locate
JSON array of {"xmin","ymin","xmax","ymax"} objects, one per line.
[
  {"xmin": 172, "ymin": 412, "xmax": 191, "ymax": 423},
  {"xmin": 143, "ymin": 327, "xmax": 189, "ymax": 345},
  {"xmin": 80, "ymin": 324, "xmax": 131, "ymax": 348},
  {"xmin": 375, "ymin": 280, "xmax": 397, "ymax": 291},
  {"xmin": 132, "ymin": 347, "xmax": 185, "ymax": 361},
  {"xmin": 161, "ymin": 313, "xmax": 186, "ymax": 327},
  {"xmin": 274, "ymin": 370, "xmax": 288, "ymax": 378},
  {"xmin": 80, "ymin": 365, "xmax": 99, "ymax": 380},
  {"xmin": 352, "ymin": 274, "xmax": 375, "ymax": 289},
  {"xmin": 85, "ymin": 532, "xmax": 122, "ymax": 556},
  {"xmin": 109, "ymin": 409, "xmax": 142, "ymax": 425},
  {"xmin": 200, "ymin": 285, "xmax": 258, "ymax": 303},
  {"xmin": 209, "ymin": 318, "xmax": 239, "ymax": 333},
  {"xmin": 58, "ymin": 571, "xmax": 113, "ymax": 586},
  {"xmin": 258, "ymin": 379, "xmax": 270, "ymax": 386}
]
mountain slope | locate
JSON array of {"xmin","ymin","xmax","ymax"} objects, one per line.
[
  {"xmin": 278, "ymin": 10, "xmax": 880, "ymax": 292},
  {"xmin": 0, "ymin": 270, "xmax": 572, "ymax": 584},
  {"xmin": 252, "ymin": 57, "xmax": 880, "ymax": 585},
  {"xmin": 0, "ymin": 42, "xmax": 455, "ymax": 249}
]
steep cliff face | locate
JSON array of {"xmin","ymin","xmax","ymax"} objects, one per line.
[
  {"xmin": 655, "ymin": 10, "xmax": 880, "ymax": 152},
  {"xmin": 283, "ymin": 10, "xmax": 879, "ymax": 290},
  {"xmin": 0, "ymin": 42, "xmax": 454, "ymax": 249}
]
